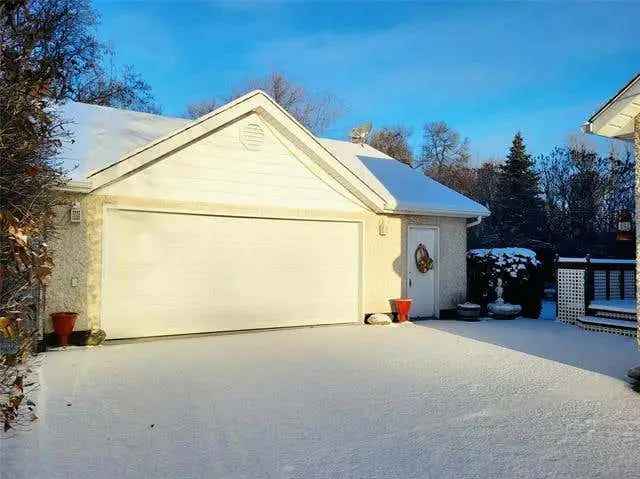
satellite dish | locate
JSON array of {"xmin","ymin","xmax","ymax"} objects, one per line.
[{"xmin": 350, "ymin": 122, "xmax": 372, "ymax": 145}]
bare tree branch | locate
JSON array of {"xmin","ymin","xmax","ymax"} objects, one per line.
[
  {"xmin": 183, "ymin": 73, "xmax": 342, "ymax": 133},
  {"xmin": 368, "ymin": 126, "xmax": 413, "ymax": 166}
]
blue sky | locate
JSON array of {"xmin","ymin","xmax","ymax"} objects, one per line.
[{"xmin": 94, "ymin": 1, "xmax": 639, "ymax": 163}]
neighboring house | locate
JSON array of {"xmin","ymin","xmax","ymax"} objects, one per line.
[
  {"xmin": 46, "ymin": 91, "xmax": 489, "ymax": 340},
  {"xmin": 583, "ymin": 72, "xmax": 640, "ymax": 339}
]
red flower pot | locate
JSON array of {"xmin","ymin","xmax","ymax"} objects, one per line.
[
  {"xmin": 51, "ymin": 312, "xmax": 77, "ymax": 347},
  {"xmin": 393, "ymin": 298, "xmax": 413, "ymax": 323}
]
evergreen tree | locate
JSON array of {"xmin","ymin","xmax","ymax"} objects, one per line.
[{"xmin": 494, "ymin": 133, "xmax": 545, "ymax": 246}]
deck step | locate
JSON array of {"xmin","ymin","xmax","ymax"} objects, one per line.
[
  {"xmin": 587, "ymin": 300, "xmax": 636, "ymax": 323},
  {"xmin": 578, "ymin": 315, "xmax": 637, "ymax": 332},
  {"xmin": 576, "ymin": 317, "xmax": 637, "ymax": 337},
  {"xmin": 588, "ymin": 310, "xmax": 636, "ymax": 321},
  {"xmin": 589, "ymin": 300, "xmax": 635, "ymax": 315}
]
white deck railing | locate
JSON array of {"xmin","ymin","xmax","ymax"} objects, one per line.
[{"xmin": 556, "ymin": 256, "xmax": 636, "ymax": 324}]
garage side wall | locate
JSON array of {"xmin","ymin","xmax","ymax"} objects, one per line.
[
  {"xmin": 46, "ymin": 194, "xmax": 468, "ymax": 333},
  {"xmin": 44, "ymin": 192, "xmax": 97, "ymax": 332},
  {"xmin": 635, "ymin": 114, "xmax": 639, "ymax": 344},
  {"xmin": 363, "ymin": 214, "xmax": 467, "ymax": 314}
]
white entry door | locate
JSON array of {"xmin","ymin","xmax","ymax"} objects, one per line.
[
  {"xmin": 406, "ymin": 226, "xmax": 438, "ymax": 318},
  {"xmin": 101, "ymin": 208, "xmax": 362, "ymax": 339}
]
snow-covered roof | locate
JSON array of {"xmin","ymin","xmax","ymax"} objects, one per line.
[
  {"xmin": 58, "ymin": 100, "xmax": 489, "ymax": 218},
  {"xmin": 58, "ymin": 102, "xmax": 189, "ymax": 181},
  {"xmin": 319, "ymin": 139, "xmax": 489, "ymax": 217}
]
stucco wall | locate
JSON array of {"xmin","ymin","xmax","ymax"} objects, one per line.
[
  {"xmin": 635, "ymin": 114, "xmax": 639, "ymax": 343},
  {"xmin": 46, "ymin": 194, "xmax": 469, "ymax": 333},
  {"xmin": 44, "ymin": 193, "xmax": 90, "ymax": 332}
]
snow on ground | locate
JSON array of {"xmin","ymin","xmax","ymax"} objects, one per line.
[{"xmin": 2, "ymin": 320, "xmax": 639, "ymax": 479}]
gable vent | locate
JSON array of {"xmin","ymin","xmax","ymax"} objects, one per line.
[{"xmin": 239, "ymin": 123, "xmax": 264, "ymax": 151}]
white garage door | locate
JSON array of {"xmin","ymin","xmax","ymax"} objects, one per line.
[{"xmin": 101, "ymin": 209, "xmax": 362, "ymax": 339}]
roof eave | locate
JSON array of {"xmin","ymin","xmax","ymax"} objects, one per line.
[
  {"xmin": 584, "ymin": 72, "xmax": 640, "ymax": 140},
  {"xmin": 56, "ymin": 179, "xmax": 92, "ymax": 193},
  {"xmin": 587, "ymin": 72, "xmax": 640, "ymax": 124},
  {"xmin": 384, "ymin": 206, "xmax": 491, "ymax": 218}
]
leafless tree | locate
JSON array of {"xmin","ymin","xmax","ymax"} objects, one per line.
[
  {"xmin": 184, "ymin": 99, "xmax": 218, "ymax": 119},
  {"xmin": 472, "ymin": 162, "xmax": 501, "ymax": 207},
  {"xmin": 73, "ymin": 59, "xmax": 159, "ymax": 114},
  {"xmin": 183, "ymin": 73, "xmax": 342, "ymax": 133},
  {"xmin": 0, "ymin": 0, "xmax": 67, "ymax": 433},
  {"xmin": 368, "ymin": 126, "xmax": 413, "ymax": 166},
  {"xmin": 602, "ymin": 142, "xmax": 634, "ymax": 231},
  {"xmin": 418, "ymin": 121, "xmax": 470, "ymax": 173},
  {"xmin": 184, "ymin": 72, "xmax": 342, "ymax": 135},
  {"xmin": 1, "ymin": 0, "xmax": 153, "ymax": 433},
  {"xmin": 537, "ymin": 140, "xmax": 634, "ymax": 253},
  {"xmin": 3, "ymin": 0, "xmax": 160, "ymax": 113},
  {"xmin": 231, "ymin": 72, "xmax": 342, "ymax": 134}
]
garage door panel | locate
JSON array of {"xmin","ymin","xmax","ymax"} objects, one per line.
[{"xmin": 102, "ymin": 209, "xmax": 361, "ymax": 338}]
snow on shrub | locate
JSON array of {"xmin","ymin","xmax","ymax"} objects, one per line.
[{"xmin": 467, "ymin": 248, "xmax": 544, "ymax": 318}]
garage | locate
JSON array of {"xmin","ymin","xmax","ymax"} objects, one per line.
[
  {"xmin": 46, "ymin": 91, "xmax": 489, "ymax": 342},
  {"xmin": 101, "ymin": 208, "xmax": 362, "ymax": 339}
]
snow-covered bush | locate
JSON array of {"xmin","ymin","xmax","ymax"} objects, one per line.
[{"xmin": 467, "ymin": 248, "xmax": 544, "ymax": 318}]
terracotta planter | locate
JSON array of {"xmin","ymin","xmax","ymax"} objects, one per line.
[
  {"xmin": 393, "ymin": 298, "xmax": 413, "ymax": 323},
  {"xmin": 51, "ymin": 312, "xmax": 77, "ymax": 347}
]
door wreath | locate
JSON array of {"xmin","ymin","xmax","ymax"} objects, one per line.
[{"xmin": 414, "ymin": 243, "xmax": 434, "ymax": 273}]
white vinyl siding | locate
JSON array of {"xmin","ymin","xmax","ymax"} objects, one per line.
[{"xmin": 100, "ymin": 114, "xmax": 364, "ymax": 212}]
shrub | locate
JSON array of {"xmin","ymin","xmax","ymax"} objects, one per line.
[{"xmin": 467, "ymin": 248, "xmax": 544, "ymax": 318}]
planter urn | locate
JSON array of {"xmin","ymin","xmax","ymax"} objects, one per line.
[
  {"xmin": 51, "ymin": 312, "xmax": 78, "ymax": 347},
  {"xmin": 393, "ymin": 298, "xmax": 413, "ymax": 323},
  {"xmin": 457, "ymin": 303, "xmax": 481, "ymax": 321}
]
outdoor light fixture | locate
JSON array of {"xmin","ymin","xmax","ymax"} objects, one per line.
[
  {"xmin": 616, "ymin": 209, "xmax": 633, "ymax": 242},
  {"xmin": 378, "ymin": 217, "xmax": 388, "ymax": 236},
  {"xmin": 70, "ymin": 202, "xmax": 82, "ymax": 223}
]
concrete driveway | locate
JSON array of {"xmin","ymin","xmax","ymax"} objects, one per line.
[{"xmin": 3, "ymin": 320, "xmax": 640, "ymax": 478}]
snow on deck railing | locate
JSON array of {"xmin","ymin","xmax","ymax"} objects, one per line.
[{"xmin": 557, "ymin": 257, "xmax": 636, "ymax": 265}]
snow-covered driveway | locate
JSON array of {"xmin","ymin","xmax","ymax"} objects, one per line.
[{"xmin": 3, "ymin": 319, "xmax": 640, "ymax": 478}]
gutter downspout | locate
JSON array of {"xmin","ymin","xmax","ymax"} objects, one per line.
[{"xmin": 467, "ymin": 216, "xmax": 483, "ymax": 229}]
